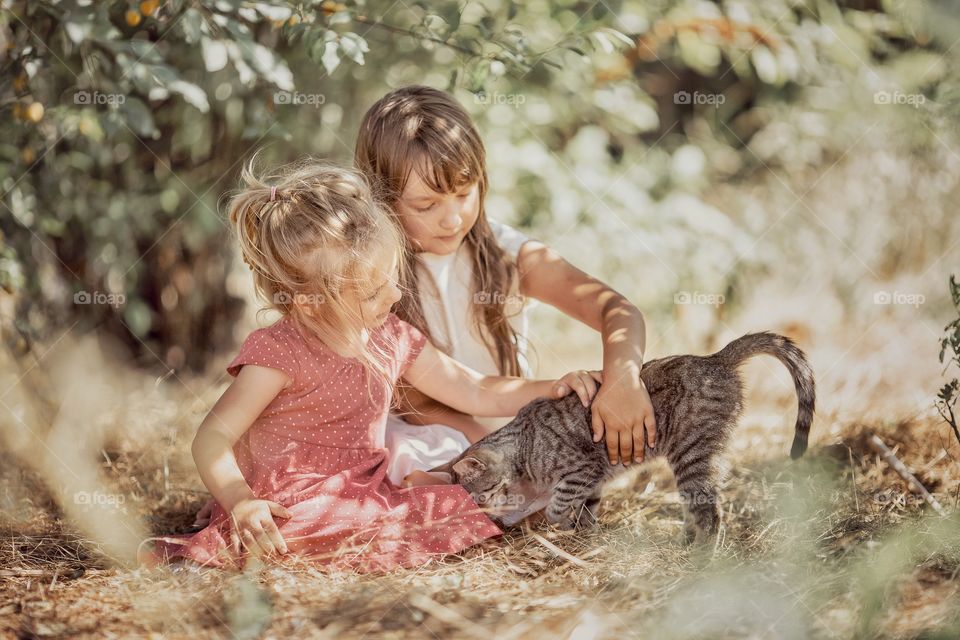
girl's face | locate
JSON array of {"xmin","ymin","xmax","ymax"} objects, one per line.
[
  {"xmin": 353, "ymin": 247, "xmax": 403, "ymax": 330},
  {"xmin": 395, "ymin": 168, "xmax": 480, "ymax": 256}
]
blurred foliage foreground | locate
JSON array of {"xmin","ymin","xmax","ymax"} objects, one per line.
[{"xmin": 1, "ymin": 0, "xmax": 959, "ymax": 374}]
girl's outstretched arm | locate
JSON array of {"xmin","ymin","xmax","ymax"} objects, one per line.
[
  {"xmin": 516, "ymin": 240, "xmax": 657, "ymax": 466},
  {"xmin": 392, "ymin": 382, "xmax": 495, "ymax": 443},
  {"xmin": 404, "ymin": 342, "xmax": 601, "ymax": 418},
  {"xmin": 191, "ymin": 365, "xmax": 293, "ymax": 557}
]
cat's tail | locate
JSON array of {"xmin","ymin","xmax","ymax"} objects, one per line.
[{"xmin": 714, "ymin": 332, "xmax": 816, "ymax": 459}]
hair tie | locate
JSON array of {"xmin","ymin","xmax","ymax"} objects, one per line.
[{"xmin": 270, "ymin": 186, "xmax": 278, "ymax": 201}]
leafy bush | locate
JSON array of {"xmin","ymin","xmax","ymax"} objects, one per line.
[{"xmin": 938, "ymin": 275, "xmax": 960, "ymax": 444}]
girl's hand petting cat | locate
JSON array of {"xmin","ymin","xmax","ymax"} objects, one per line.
[
  {"xmin": 228, "ymin": 498, "xmax": 292, "ymax": 557},
  {"xmin": 552, "ymin": 370, "xmax": 604, "ymax": 406},
  {"xmin": 591, "ymin": 374, "xmax": 657, "ymax": 466}
]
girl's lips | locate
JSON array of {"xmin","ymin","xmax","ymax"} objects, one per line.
[{"xmin": 436, "ymin": 231, "xmax": 461, "ymax": 241}]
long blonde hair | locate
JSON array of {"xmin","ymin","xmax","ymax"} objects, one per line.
[
  {"xmin": 355, "ymin": 85, "xmax": 523, "ymax": 376},
  {"xmin": 228, "ymin": 158, "xmax": 404, "ymax": 381}
]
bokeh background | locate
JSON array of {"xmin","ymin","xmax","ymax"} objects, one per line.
[{"xmin": 1, "ymin": 0, "xmax": 959, "ymax": 638}]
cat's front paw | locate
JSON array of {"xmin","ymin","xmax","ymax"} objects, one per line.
[
  {"xmin": 545, "ymin": 507, "xmax": 576, "ymax": 530},
  {"xmin": 553, "ymin": 518, "xmax": 576, "ymax": 531}
]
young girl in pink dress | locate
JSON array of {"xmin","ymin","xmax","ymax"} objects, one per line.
[{"xmin": 143, "ymin": 161, "xmax": 599, "ymax": 572}]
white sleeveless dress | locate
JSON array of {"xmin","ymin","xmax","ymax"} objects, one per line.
[{"xmin": 385, "ymin": 220, "xmax": 534, "ymax": 484}]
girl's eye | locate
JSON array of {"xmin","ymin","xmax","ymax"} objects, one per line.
[{"xmin": 415, "ymin": 203, "xmax": 436, "ymax": 213}]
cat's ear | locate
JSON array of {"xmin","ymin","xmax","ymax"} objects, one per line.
[{"xmin": 452, "ymin": 456, "xmax": 486, "ymax": 482}]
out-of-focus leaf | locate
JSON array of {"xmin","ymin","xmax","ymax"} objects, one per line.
[
  {"xmin": 314, "ymin": 31, "xmax": 341, "ymax": 75},
  {"xmin": 168, "ymin": 80, "xmax": 210, "ymax": 112},
  {"xmin": 239, "ymin": 42, "xmax": 295, "ymax": 90},
  {"xmin": 339, "ymin": 33, "xmax": 369, "ymax": 65},
  {"xmin": 201, "ymin": 37, "xmax": 229, "ymax": 72},
  {"xmin": 64, "ymin": 20, "xmax": 93, "ymax": 44},
  {"xmin": 181, "ymin": 8, "xmax": 203, "ymax": 44},
  {"xmin": 329, "ymin": 12, "xmax": 352, "ymax": 26},
  {"xmin": 751, "ymin": 45, "xmax": 780, "ymax": 84},
  {"xmin": 253, "ymin": 3, "xmax": 293, "ymax": 22},
  {"xmin": 123, "ymin": 298, "xmax": 152, "ymax": 337},
  {"xmin": 119, "ymin": 97, "xmax": 158, "ymax": 137},
  {"xmin": 677, "ymin": 29, "xmax": 722, "ymax": 75}
]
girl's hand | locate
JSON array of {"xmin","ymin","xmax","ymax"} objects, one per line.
[
  {"xmin": 552, "ymin": 370, "xmax": 603, "ymax": 406},
  {"xmin": 591, "ymin": 375, "xmax": 657, "ymax": 466},
  {"xmin": 192, "ymin": 500, "xmax": 214, "ymax": 529},
  {"xmin": 402, "ymin": 470, "xmax": 453, "ymax": 488},
  {"xmin": 228, "ymin": 498, "xmax": 292, "ymax": 557}
]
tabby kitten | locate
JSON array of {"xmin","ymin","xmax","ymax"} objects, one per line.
[{"xmin": 431, "ymin": 332, "xmax": 815, "ymax": 542}]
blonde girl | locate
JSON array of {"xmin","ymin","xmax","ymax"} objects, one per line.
[
  {"xmin": 355, "ymin": 86, "xmax": 657, "ymax": 484},
  {"xmin": 142, "ymin": 160, "xmax": 599, "ymax": 571}
]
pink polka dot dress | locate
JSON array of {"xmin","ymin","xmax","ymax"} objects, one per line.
[{"xmin": 147, "ymin": 313, "xmax": 501, "ymax": 572}]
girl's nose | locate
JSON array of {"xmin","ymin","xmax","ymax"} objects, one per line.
[
  {"xmin": 387, "ymin": 282, "xmax": 402, "ymax": 304},
  {"xmin": 439, "ymin": 203, "xmax": 462, "ymax": 230}
]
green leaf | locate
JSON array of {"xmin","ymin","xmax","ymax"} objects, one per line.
[
  {"xmin": 168, "ymin": 80, "xmax": 210, "ymax": 113},
  {"xmin": 438, "ymin": 4, "xmax": 461, "ymax": 33},
  {"xmin": 181, "ymin": 8, "xmax": 203, "ymax": 44},
  {"xmin": 201, "ymin": 37, "xmax": 229, "ymax": 72},
  {"xmin": 123, "ymin": 298, "xmax": 152, "ymax": 337},
  {"xmin": 64, "ymin": 20, "xmax": 93, "ymax": 44},
  {"xmin": 329, "ymin": 11, "xmax": 352, "ymax": 26},
  {"xmin": 239, "ymin": 42, "xmax": 295, "ymax": 90},
  {"xmin": 599, "ymin": 28, "xmax": 634, "ymax": 48},
  {"xmin": 339, "ymin": 32, "xmax": 369, "ymax": 65},
  {"xmin": 322, "ymin": 40, "xmax": 340, "ymax": 74},
  {"xmin": 315, "ymin": 31, "xmax": 340, "ymax": 75},
  {"xmin": 751, "ymin": 45, "xmax": 781, "ymax": 85},
  {"xmin": 120, "ymin": 97, "xmax": 158, "ymax": 138},
  {"xmin": 677, "ymin": 29, "xmax": 721, "ymax": 76},
  {"xmin": 253, "ymin": 3, "xmax": 292, "ymax": 21}
]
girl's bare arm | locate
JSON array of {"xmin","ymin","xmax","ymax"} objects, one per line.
[
  {"xmin": 404, "ymin": 342, "xmax": 600, "ymax": 417},
  {"xmin": 392, "ymin": 382, "xmax": 496, "ymax": 443},
  {"xmin": 191, "ymin": 365, "xmax": 289, "ymax": 512},
  {"xmin": 516, "ymin": 240, "xmax": 657, "ymax": 465}
]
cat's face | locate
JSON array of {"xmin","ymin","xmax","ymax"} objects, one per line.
[{"xmin": 432, "ymin": 447, "xmax": 531, "ymax": 523}]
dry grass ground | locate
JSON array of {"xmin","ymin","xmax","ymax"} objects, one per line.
[
  {"xmin": 2, "ymin": 140, "xmax": 959, "ymax": 638},
  {"xmin": 2, "ymin": 307, "xmax": 958, "ymax": 639}
]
